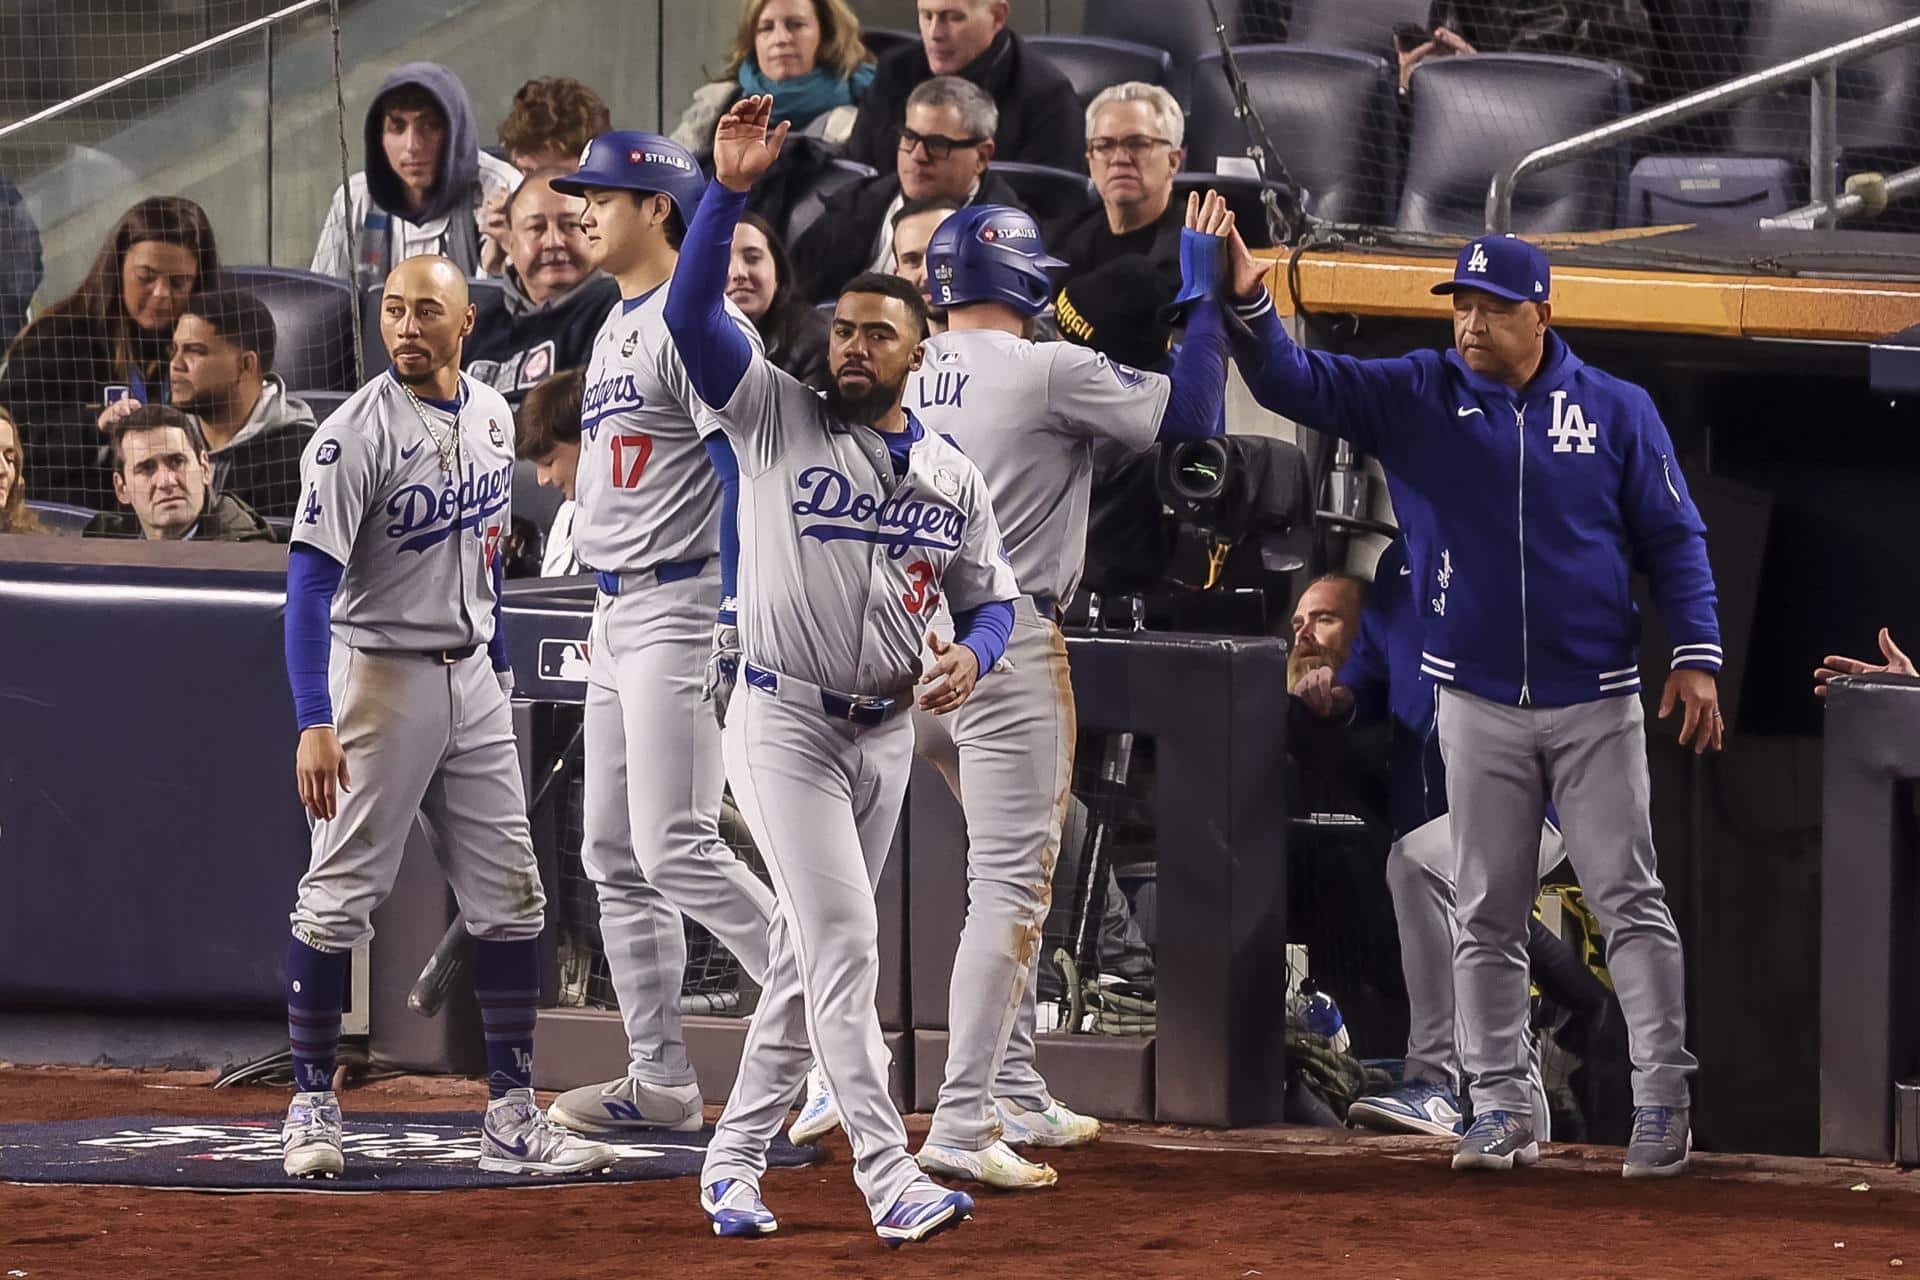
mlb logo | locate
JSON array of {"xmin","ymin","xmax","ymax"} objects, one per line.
[{"xmin": 980, "ymin": 227, "xmax": 999, "ymax": 242}]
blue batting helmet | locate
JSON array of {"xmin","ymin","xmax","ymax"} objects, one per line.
[
  {"xmin": 550, "ymin": 131, "xmax": 707, "ymax": 226},
  {"xmin": 924, "ymin": 205, "xmax": 1068, "ymax": 316}
]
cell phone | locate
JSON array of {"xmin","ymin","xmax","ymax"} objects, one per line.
[
  {"xmin": 1393, "ymin": 22, "xmax": 1431, "ymax": 53},
  {"xmin": 102, "ymin": 384, "xmax": 131, "ymax": 406}
]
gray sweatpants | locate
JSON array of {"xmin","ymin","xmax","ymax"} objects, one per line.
[
  {"xmin": 912, "ymin": 600, "xmax": 1076, "ymax": 1149},
  {"xmin": 1437, "ymin": 687, "xmax": 1695, "ymax": 1117},
  {"xmin": 581, "ymin": 567, "xmax": 777, "ymax": 1087}
]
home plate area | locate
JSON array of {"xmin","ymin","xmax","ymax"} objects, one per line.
[{"xmin": 0, "ymin": 1114, "xmax": 818, "ymax": 1192}]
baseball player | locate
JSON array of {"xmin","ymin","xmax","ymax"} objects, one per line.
[
  {"xmin": 535, "ymin": 133, "xmax": 782, "ymax": 1134},
  {"xmin": 880, "ymin": 197, "xmax": 1231, "ymax": 1189},
  {"xmin": 1219, "ymin": 231, "xmax": 1722, "ymax": 1178},
  {"xmin": 665, "ymin": 95, "xmax": 1020, "ymax": 1245},
  {"xmin": 279, "ymin": 255, "xmax": 613, "ymax": 1179},
  {"xmin": 1298, "ymin": 516, "xmax": 1571, "ymax": 1141}
]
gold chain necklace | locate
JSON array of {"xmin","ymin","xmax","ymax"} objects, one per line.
[{"xmin": 400, "ymin": 381, "xmax": 461, "ymax": 474}]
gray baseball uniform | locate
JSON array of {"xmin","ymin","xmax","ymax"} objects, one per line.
[
  {"xmin": 574, "ymin": 285, "xmax": 778, "ymax": 1088},
  {"xmin": 904, "ymin": 330, "xmax": 1166, "ymax": 1150},
  {"xmin": 287, "ymin": 374, "xmax": 545, "ymax": 950},
  {"xmin": 696, "ymin": 351, "xmax": 1021, "ymax": 1223}
]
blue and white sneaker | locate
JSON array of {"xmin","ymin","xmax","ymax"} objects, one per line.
[
  {"xmin": 479, "ymin": 1088, "xmax": 617, "ymax": 1175},
  {"xmin": 281, "ymin": 1090, "xmax": 344, "ymax": 1178},
  {"xmin": 702, "ymin": 1178, "xmax": 778, "ymax": 1237},
  {"xmin": 1623, "ymin": 1106, "xmax": 1691, "ymax": 1179},
  {"xmin": 1347, "ymin": 1081, "xmax": 1465, "ymax": 1138},
  {"xmin": 1451, "ymin": 1109, "xmax": 1540, "ymax": 1172},
  {"xmin": 876, "ymin": 1178, "xmax": 974, "ymax": 1247},
  {"xmin": 787, "ymin": 1065, "xmax": 842, "ymax": 1145}
]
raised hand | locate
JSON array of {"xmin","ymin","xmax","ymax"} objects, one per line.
[
  {"xmin": 1814, "ymin": 627, "xmax": 1916, "ymax": 697},
  {"xmin": 713, "ymin": 94, "xmax": 791, "ymax": 194}
]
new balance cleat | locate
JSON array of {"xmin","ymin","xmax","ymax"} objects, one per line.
[
  {"xmin": 1623, "ymin": 1106, "xmax": 1691, "ymax": 1179},
  {"xmin": 995, "ymin": 1096, "xmax": 1100, "ymax": 1148},
  {"xmin": 282, "ymin": 1090, "xmax": 344, "ymax": 1178},
  {"xmin": 876, "ymin": 1178, "xmax": 975, "ymax": 1247},
  {"xmin": 702, "ymin": 1178, "xmax": 778, "ymax": 1237},
  {"xmin": 1348, "ymin": 1080, "xmax": 1466, "ymax": 1138},
  {"xmin": 1451, "ymin": 1109, "xmax": 1540, "ymax": 1171},
  {"xmin": 915, "ymin": 1139, "xmax": 1058, "ymax": 1190},
  {"xmin": 787, "ymin": 1064, "xmax": 842, "ymax": 1145},
  {"xmin": 479, "ymin": 1088, "xmax": 618, "ymax": 1174},
  {"xmin": 548, "ymin": 1075, "xmax": 703, "ymax": 1133}
]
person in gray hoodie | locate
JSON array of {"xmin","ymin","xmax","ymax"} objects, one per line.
[
  {"xmin": 167, "ymin": 285, "xmax": 316, "ymax": 519},
  {"xmin": 310, "ymin": 62, "xmax": 521, "ymax": 287}
]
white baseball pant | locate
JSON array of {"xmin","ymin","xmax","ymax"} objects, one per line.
[{"xmin": 580, "ymin": 564, "xmax": 777, "ymax": 1087}]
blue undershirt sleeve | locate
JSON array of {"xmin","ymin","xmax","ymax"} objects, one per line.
[
  {"xmin": 704, "ymin": 434, "xmax": 741, "ymax": 626},
  {"xmin": 1156, "ymin": 297, "xmax": 1229, "ymax": 443},
  {"xmin": 951, "ymin": 599, "xmax": 1014, "ymax": 676},
  {"xmin": 663, "ymin": 183, "xmax": 755, "ymax": 410},
  {"xmin": 488, "ymin": 553, "xmax": 510, "ymax": 673},
  {"xmin": 285, "ymin": 543, "xmax": 345, "ymax": 731}
]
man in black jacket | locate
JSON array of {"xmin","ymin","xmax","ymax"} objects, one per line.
[
  {"xmin": 845, "ymin": 0, "xmax": 1083, "ymax": 174},
  {"xmin": 793, "ymin": 76, "xmax": 1028, "ymax": 303},
  {"xmin": 1045, "ymin": 83, "xmax": 1186, "ymax": 294},
  {"xmin": 464, "ymin": 170, "xmax": 618, "ymax": 404}
]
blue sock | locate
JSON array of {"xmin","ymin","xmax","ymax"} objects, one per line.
[
  {"xmin": 472, "ymin": 938, "xmax": 539, "ymax": 1100},
  {"xmin": 286, "ymin": 936, "xmax": 350, "ymax": 1094}
]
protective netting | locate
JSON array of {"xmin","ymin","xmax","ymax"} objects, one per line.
[{"xmin": 1072, "ymin": 0, "xmax": 1920, "ymax": 240}]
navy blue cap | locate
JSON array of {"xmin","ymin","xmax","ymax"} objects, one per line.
[
  {"xmin": 549, "ymin": 131, "xmax": 707, "ymax": 224},
  {"xmin": 1430, "ymin": 235, "xmax": 1551, "ymax": 304}
]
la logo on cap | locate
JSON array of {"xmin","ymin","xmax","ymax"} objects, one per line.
[{"xmin": 1467, "ymin": 243, "xmax": 1489, "ymax": 273}]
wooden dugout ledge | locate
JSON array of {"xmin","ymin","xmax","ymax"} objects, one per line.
[{"xmin": 1255, "ymin": 231, "xmax": 1920, "ymax": 344}]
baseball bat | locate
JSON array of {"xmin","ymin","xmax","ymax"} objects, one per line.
[
  {"xmin": 1065, "ymin": 730, "xmax": 1134, "ymax": 1032},
  {"xmin": 407, "ymin": 722, "xmax": 586, "ymax": 1017}
]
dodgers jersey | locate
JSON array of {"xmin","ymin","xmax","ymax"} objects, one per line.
[
  {"xmin": 291, "ymin": 371, "xmax": 514, "ymax": 650},
  {"xmin": 905, "ymin": 330, "xmax": 1167, "ymax": 603},
  {"xmin": 574, "ymin": 283, "xmax": 762, "ymax": 574},
  {"xmin": 710, "ymin": 355, "xmax": 1020, "ymax": 696}
]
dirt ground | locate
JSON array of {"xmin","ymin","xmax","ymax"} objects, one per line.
[{"xmin": 0, "ymin": 1066, "xmax": 1914, "ymax": 1279}]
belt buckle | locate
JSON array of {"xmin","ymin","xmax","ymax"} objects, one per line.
[
  {"xmin": 847, "ymin": 694, "xmax": 892, "ymax": 723},
  {"xmin": 437, "ymin": 649, "xmax": 459, "ymax": 666}
]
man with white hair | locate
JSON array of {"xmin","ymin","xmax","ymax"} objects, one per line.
[{"xmin": 1046, "ymin": 82, "xmax": 1187, "ymax": 291}]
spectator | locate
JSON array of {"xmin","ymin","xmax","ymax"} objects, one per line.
[
  {"xmin": 84, "ymin": 405, "xmax": 273, "ymax": 542},
  {"xmin": 0, "ymin": 406, "xmax": 42, "ymax": 534},
  {"xmin": 311, "ymin": 63, "xmax": 521, "ymax": 287},
  {"xmin": 1289, "ymin": 573, "xmax": 1364, "ymax": 693},
  {"xmin": 845, "ymin": 0, "xmax": 1083, "ymax": 174},
  {"xmin": 670, "ymin": 0, "xmax": 876, "ymax": 155},
  {"xmin": 497, "ymin": 76, "xmax": 612, "ymax": 173},
  {"xmin": 1396, "ymin": 0, "xmax": 1653, "ymax": 92},
  {"xmin": 1048, "ymin": 84, "xmax": 1186, "ymax": 291},
  {"xmin": 889, "ymin": 197, "xmax": 961, "ymax": 333},
  {"xmin": 0, "ymin": 169, "xmax": 42, "ymax": 347},
  {"xmin": 0, "ymin": 195, "xmax": 219, "ymax": 510},
  {"xmin": 464, "ymin": 170, "xmax": 618, "ymax": 405},
  {"xmin": 792, "ymin": 75, "xmax": 1023, "ymax": 302},
  {"xmin": 514, "ymin": 366, "xmax": 584, "ymax": 576},
  {"xmin": 731, "ymin": 212, "xmax": 829, "ymax": 388},
  {"xmin": 1815, "ymin": 628, "xmax": 1917, "ymax": 694},
  {"xmin": 145, "ymin": 286, "xmax": 316, "ymax": 520},
  {"xmin": 1053, "ymin": 256, "xmax": 1175, "ymax": 373}
]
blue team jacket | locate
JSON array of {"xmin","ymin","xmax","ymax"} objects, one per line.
[
  {"xmin": 1236, "ymin": 293, "xmax": 1722, "ymax": 708},
  {"xmin": 1338, "ymin": 534, "xmax": 1446, "ymax": 841}
]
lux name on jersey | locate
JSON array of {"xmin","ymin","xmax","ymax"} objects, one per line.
[
  {"xmin": 791, "ymin": 465, "xmax": 964, "ymax": 559},
  {"xmin": 386, "ymin": 460, "xmax": 513, "ymax": 553}
]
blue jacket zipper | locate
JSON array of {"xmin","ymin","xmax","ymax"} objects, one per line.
[{"xmin": 1515, "ymin": 401, "xmax": 1532, "ymax": 706}]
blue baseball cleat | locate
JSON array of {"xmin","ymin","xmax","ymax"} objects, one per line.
[
  {"xmin": 876, "ymin": 1178, "xmax": 974, "ymax": 1247},
  {"xmin": 1348, "ymin": 1080, "xmax": 1466, "ymax": 1138},
  {"xmin": 702, "ymin": 1178, "xmax": 778, "ymax": 1237},
  {"xmin": 1451, "ymin": 1109, "xmax": 1540, "ymax": 1172}
]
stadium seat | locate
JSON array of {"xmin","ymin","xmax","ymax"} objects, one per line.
[
  {"xmin": 783, "ymin": 158, "xmax": 878, "ymax": 252},
  {"xmin": 1171, "ymin": 172, "xmax": 1291, "ymax": 249},
  {"xmin": 1187, "ymin": 47, "xmax": 1400, "ymax": 226},
  {"xmin": 360, "ymin": 278, "xmax": 506, "ymax": 388},
  {"xmin": 990, "ymin": 161, "xmax": 1096, "ymax": 225},
  {"xmin": 861, "ymin": 27, "xmax": 917, "ymax": 63},
  {"xmin": 218, "ymin": 266, "xmax": 356, "ymax": 394},
  {"xmin": 1626, "ymin": 156, "xmax": 1797, "ymax": 227},
  {"xmin": 1728, "ymin": 0, "xmax": 1920, "ymax": 167},
  {"xmin": 1399, "ymin": 54, "xmax": 1630, "ymax": 235},
  {"xmin": 1083, "ymin": 0, "xmax": 1243, "ymax": 103},
  {"xmin": 1283, "ymin": 0, "xmax": 1429, "ymax": 56},
  {"xmin": 1026, "ymin": 35, "xmax": 1174, "ymax": 111}
]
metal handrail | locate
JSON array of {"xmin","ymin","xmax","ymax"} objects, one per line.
[
  {"xmin": 0, "ymin": 0, "xmax": 327, "ymax": 145},
  {"xmin": 1486, "ymin": 15, "xmax": 1920, "ymax": 234}
]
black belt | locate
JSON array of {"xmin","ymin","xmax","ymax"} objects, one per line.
[{"xmin": 743, "ymin": 663, "xmax": 904, "ymax": 728}]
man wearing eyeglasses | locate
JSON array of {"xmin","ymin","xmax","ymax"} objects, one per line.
[
  {"xmin": 1047, "ymin": 83, "xmax": 1187, "ymax": 295},
  {"xmin": 793, "ymin": 76, "xmax": 1030, "ymax": 304}
]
